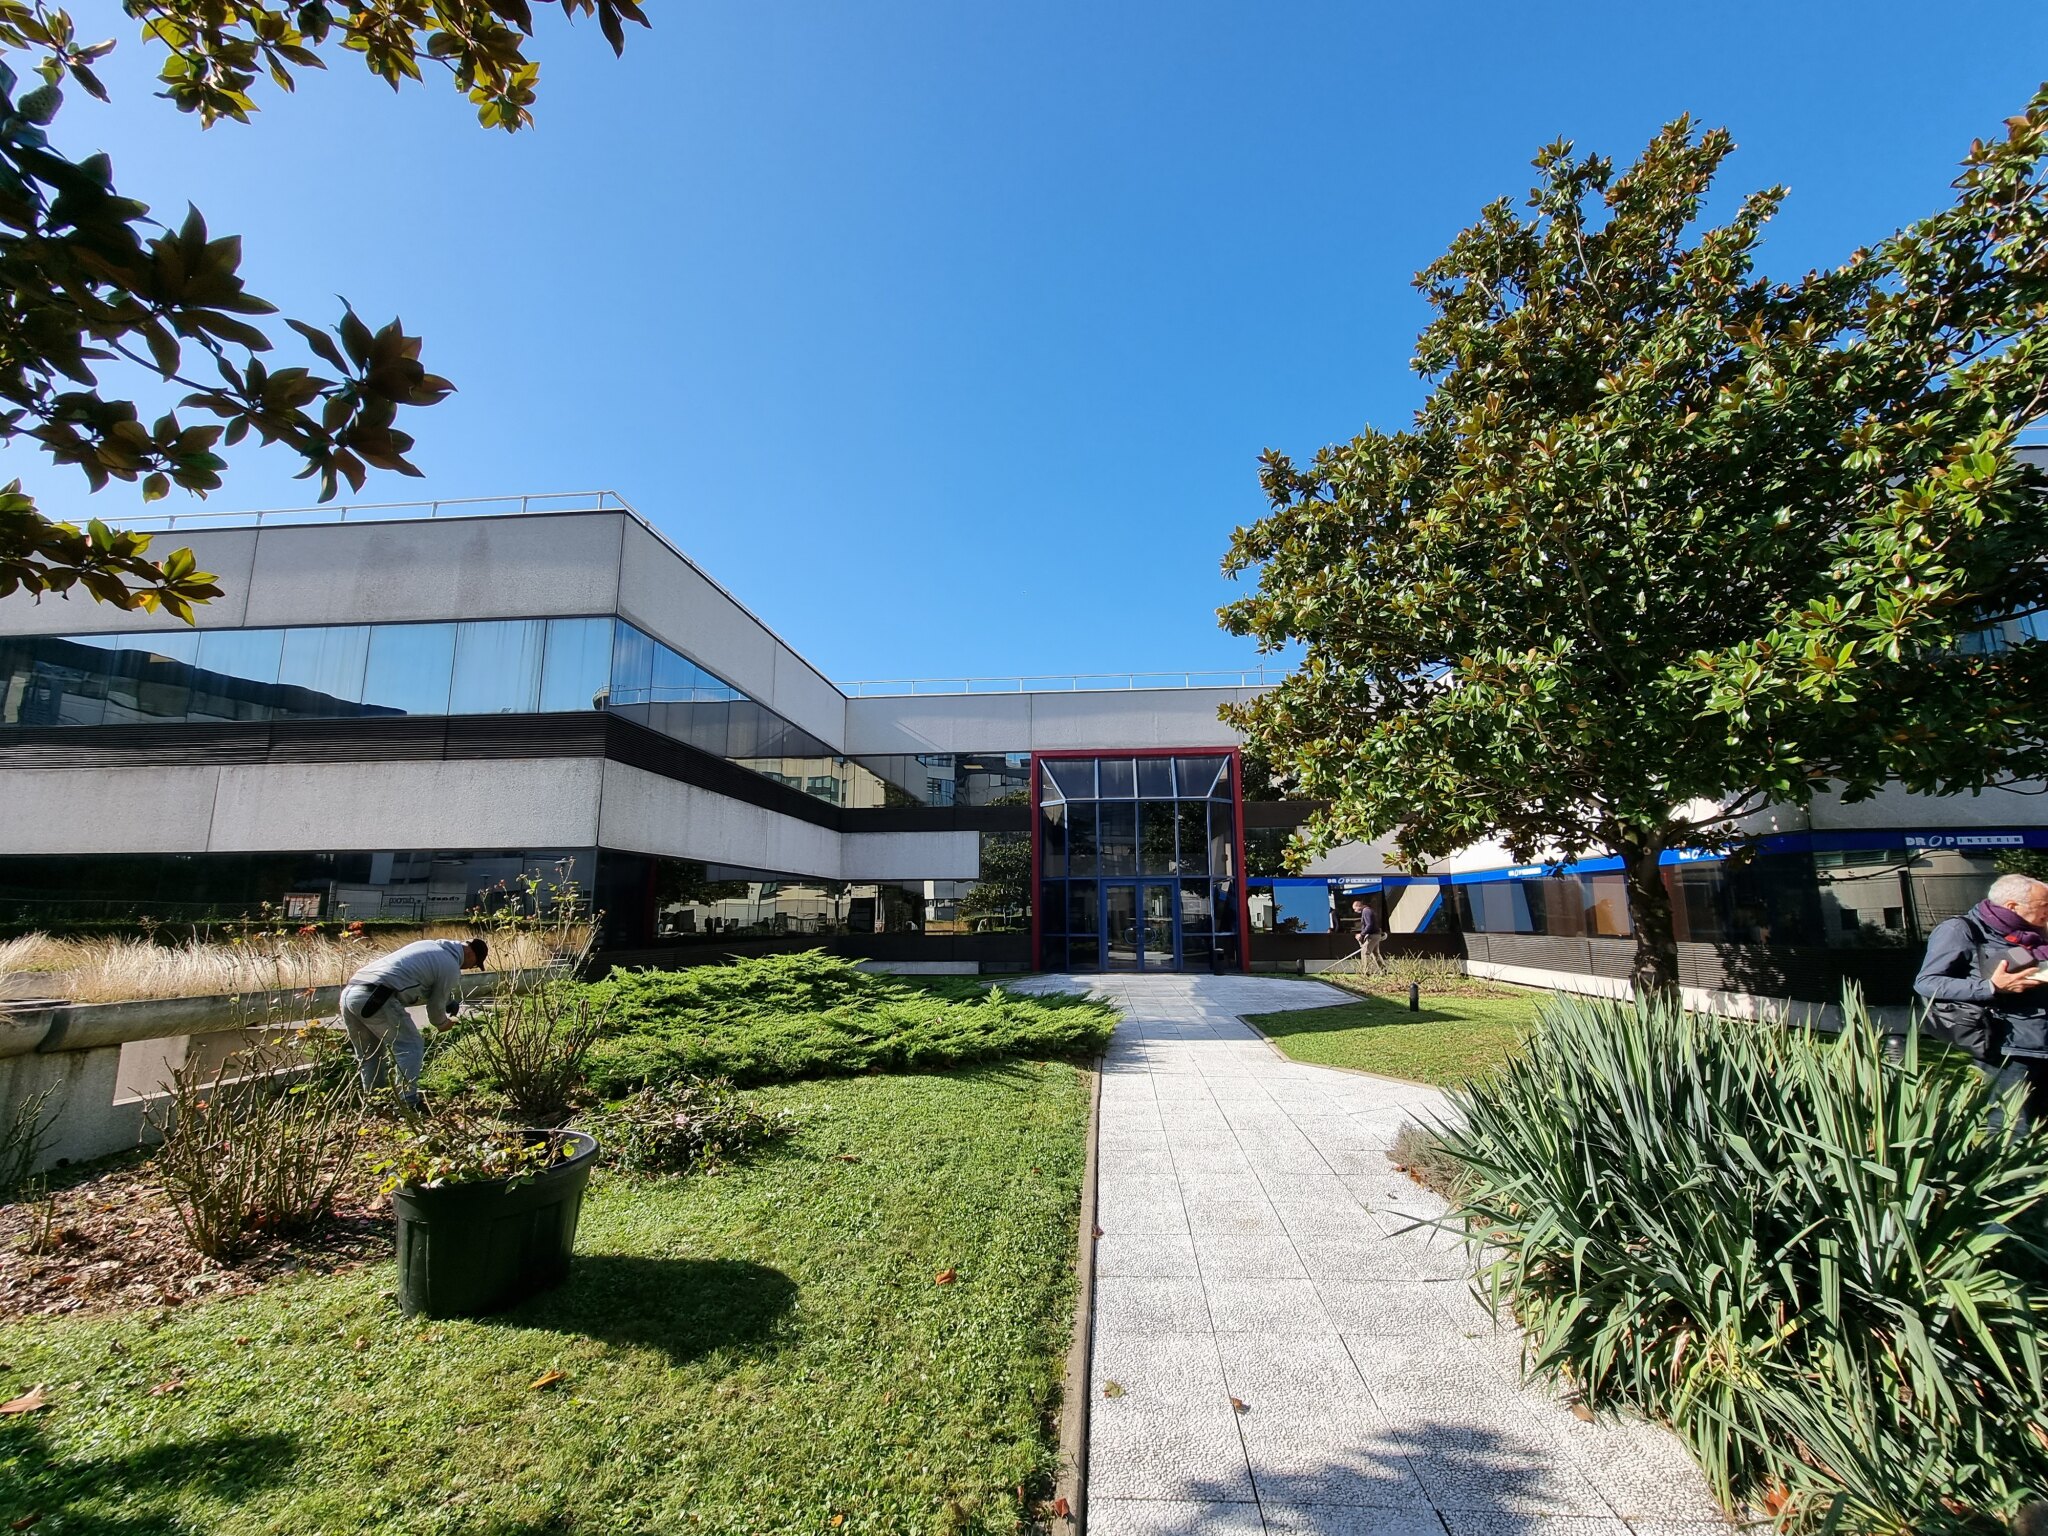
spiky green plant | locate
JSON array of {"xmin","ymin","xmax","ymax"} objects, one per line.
[{"xmin": 1442, "ymin": 989, "xmax": 2048, "ymax": 1534}]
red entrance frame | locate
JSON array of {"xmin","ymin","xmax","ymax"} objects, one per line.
[{"xmin": 1028, "ymin": 746, "xmax": 1252, "ymax": 974}]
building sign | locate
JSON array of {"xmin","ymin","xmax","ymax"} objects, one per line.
[
  {"xmin": 1905, "ymin": 833, "xmax": 2027, "ymax": 850},
  {"xmin": 283, "ymin": 892, "xmax": 322, "ymax": 920}
]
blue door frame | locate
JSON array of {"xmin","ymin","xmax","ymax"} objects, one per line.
[{"xmin": 1103, "ymin": 878, "xmax": 1181, "ymax": 971}]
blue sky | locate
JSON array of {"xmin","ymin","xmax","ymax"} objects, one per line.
[{"xmin": 36, "ymin": 1, "xmax": 2048, "ymax": 682}]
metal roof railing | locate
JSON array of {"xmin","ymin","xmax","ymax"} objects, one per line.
[
  {"xmin": 116, "ymin": 490, "xmax": 632, "ymax": 533},
  {"xmin": 835, "ymin": 669, "xmax": 1286, "ymax": 697}
]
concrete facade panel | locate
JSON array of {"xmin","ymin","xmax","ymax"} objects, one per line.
[
  {"xmin": 842, "ymin": 693, "xmax": 1036, "ymax": 755},
  {"xmin": 0, "ymin": 528, "xmax": 260, "ymax": 634},
  {"xmin": 767, "ymin": 648, "xmax": 850, "ymax": 756},
  {"xmin": 841, "ymin": 830, "xmax": 981, "ymax": 881},
  {"xmin": 206, "ymin": 758, "xmax": 603, "ymax": 851},
  {"xmin": 1805, "ymin": 780, "xmax": 2048, "ymax": 831},
  {"xmin": 240, "ymin": 512, "xmax": 625, "ymax": 627},
  {"xmin": 614, "ymin": 521, "xmax": 777, "ymax": 709},
  {"xmin": 0, "ymin": 766, "xmax": 223, "ymax": 852},
  {"xmin": 596, "ymin": 760, "xmax": 841, "ymax": 877},
  {"xmin": 1020, "ymin": 688, "xmax": 1252, "ymax": 750}
]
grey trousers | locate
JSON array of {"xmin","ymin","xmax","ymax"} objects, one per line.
[{"xmin": 340, "ymin": 983, "xmax": 424, "ymax": 1103}]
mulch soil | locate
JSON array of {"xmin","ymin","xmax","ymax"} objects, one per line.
[{"xmin": 0, "ymin": 1156, "xmax": 391, "ymax": 1320}]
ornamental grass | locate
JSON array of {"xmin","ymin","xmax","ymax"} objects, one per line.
[{"xmin": 1443, "ymin": 990, "xmax": 2048, "ymax": 1534}]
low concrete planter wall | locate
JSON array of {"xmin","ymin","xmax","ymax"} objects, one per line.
[
  {"xmin": 0, "ymin": 967, "xmax": 560, "ymax": 1174},
  {"xmin": 0, "ymin": 968, "xmax": 559, "ymax": 1060}
]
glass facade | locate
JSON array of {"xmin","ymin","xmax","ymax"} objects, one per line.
[
  {"xmin": 1, "ymin": 618, "xmax": 1036, "ymax": 814},
  {"xmin": 1036, "ymin": 752, "xmax": 1242, "ymax": 972},
  {"xmin": 0, "ymin": 848, "xmax": 592, "ymax": 927}
]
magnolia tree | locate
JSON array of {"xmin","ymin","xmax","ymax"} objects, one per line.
[
  {"xmin": 0, "ymin": 0, "xmax": 647, "ymax": 619},
  {"xmin": 1221, "ymin": 92, "xmax": 2048, "ymax": 993}
]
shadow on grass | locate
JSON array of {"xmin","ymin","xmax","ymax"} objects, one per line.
[
  {"xmin": 498, "ymin": 1255, "xmax": 797, "ymax": 1365},
  {"xmin": 1255, "ymin": 998, "xmax": 1472, "ymax": 1033},
  {"xmin": 1, "ymin": 1423, "xmax": 296, "ymax": 1534}
]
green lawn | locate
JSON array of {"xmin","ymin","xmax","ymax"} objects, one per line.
[
  {"xmin": 1245, "ymin": 989, "xmax": 1544, "ymax": 1086},
  {"xmin": 0, "ymin": 1061, "xmax": 1090, "ymax": 1536}
]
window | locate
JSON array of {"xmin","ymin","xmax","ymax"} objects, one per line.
[{"xmin": 362, "ymin": 623, "xmax": 456, "ymax": 716}]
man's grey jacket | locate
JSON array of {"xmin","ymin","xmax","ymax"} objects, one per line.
[
  {"xmin": 1914, "ymin": 907, "xmax": 2048, "ymax": 1063},
  {"xmin": 345, "ymin": 938, "xmax": 467, "ymax": 1028}
]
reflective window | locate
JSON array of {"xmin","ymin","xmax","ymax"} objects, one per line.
[
  {"xmin": 1046, "ymin": 759, "xmax": 1095, "ymax": 800},
  {"xmin": 277, "ymin": 626, "xmax": 370, "ymax": 717},
  {"xmin": 107, "ymin": 633, "xmax": 199, "ymax": 724},
  {"xmin": 1138, "ymin": 756, "xmax": 1174, "ymax": 798},
  {"xmin": 1040, "ymin": 802, "xmax": 1068, "ymax": 878},
  {"xmin": 609, "ymin": 621, "xmax": 654, "ymax": 704},
  {"xmin": 1098, "ymin": 803, "xmax": 1137, "ymax": 877},
  {"xmin": 1069, "ymin": 802, "xmax": 1100, "ymax": 877},
  {"xmin": 449, "ymin": 620, "xmax": 543, "ymax": 715},
  {"xmin": 1138, "ymin": 800, "xmax": 1177, "ymax": 876},
  {"xmin": 1177, "ymin": 755, "xmax": 1225, "ymax": 797},
  {"xmin": 1177, "ymin": 803, "xmax": 1210, "ymax": 875},
  {"xmin": 1098, "ymin": 757, "xmax": 1136, "ymax": 798},
  {"xmin": 538, "ymin": 617, "xmax": 613, "ymax": 713},
  {"xmin": 190, "ymin": 628, "xmax": 282, "ymax": 722},
  {"xmin": 362, "ymin": 623, "xmax": 456, "ymax": 716}
]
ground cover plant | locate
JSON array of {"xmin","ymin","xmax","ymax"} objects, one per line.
[
  {"xmin": 1443, "ymin": 990, "xmax": 2048, "ymax": 1533},
  {"xmin": 0, "ymin": 1062, "xmax": 1091, "ymax": 1534},
  {"xmin": 560, "ymin": 951, "xmax": 1117, "ymax": 1095},
  {"xmin": 1244, "ymin": 989, "xmax": 1539, "ymax": 1086}
]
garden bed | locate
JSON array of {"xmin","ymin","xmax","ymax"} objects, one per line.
[
  {"xmin": 0, "ymin": 1062, "xmax": 1091, "ymax": 1534},
  {"xmin": 0, "ymin": 1154, "xmax": 389, "ymax": 1319}
]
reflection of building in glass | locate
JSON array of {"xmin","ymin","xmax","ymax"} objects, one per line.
[{"xmin": 4, "ymin": 494, "xmax": 2046, "ymax": 1002}]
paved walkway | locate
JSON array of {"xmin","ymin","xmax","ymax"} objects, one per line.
[{"xmin": 1032, "ymin": 973, "xmax": 1729, "ymax": 1536}]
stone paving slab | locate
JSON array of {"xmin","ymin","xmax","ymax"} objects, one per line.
[{"xmin": 1029, "ymin": 972, "xmax": 1734, "ymax": 1536}]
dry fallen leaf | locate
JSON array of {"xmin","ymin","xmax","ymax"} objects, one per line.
[
  {"xmin": 0, "ymin": 1385, "xmax": 48, "ymax": 1415},
  {"xmin": 1091, "ymin": 1225, "xmax": 1103, "ymax": 1239},
  {"xmin": 1229, "ymin": 1396, "xmax": 1250, "ymax": 1415},
  {"xmin": 147, "ymin": 1379, "xmax": 186, "ymax": 1398},
  {"xmin": 933, "ymin": 1268, "xmax": 957, "ymax": 1286},
  {"xmin": 11, "ymin": 1513, "xmax": 42, "ymax": 1531},
  {"xmin": 1053, "ymin": 1496, "xmax": 1072, "ymax": 1518},
  {"xmin": 351, "ymin": 1336, "xmax": 368, "ymax": 1352},
  {"xmin": 830, "ymin": 1517, "xmax": 844, "ymax": 1528},
  {"xmin": 1101, "ymin": 1380, "xmax": 1123, "ymax": 1399},
  {"xmin": 1569, "ymin": 1402, "xmax": 1595, "ymax": 1423},
  {"xmin": 530, "ymin": 1369, "xmax": 567, "ymax": 1391},
  {"xmin": 835, "ymin": 1154, "xmax": 860, "ymax": 1164}
]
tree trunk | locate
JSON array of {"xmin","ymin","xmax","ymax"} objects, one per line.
[{"xmin": 1618, "ymin": 834, "xmax": 1679, "ymax": 1000}]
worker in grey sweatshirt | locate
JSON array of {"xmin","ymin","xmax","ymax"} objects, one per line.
[{"xmin": 340, "ymin": 936, "xmax": 487, "ymax": 1105}]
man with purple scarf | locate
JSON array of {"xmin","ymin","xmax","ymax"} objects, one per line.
[{"xmin": 1914, "ymin": 873, "xmax": 2048, "ymax": 1132}]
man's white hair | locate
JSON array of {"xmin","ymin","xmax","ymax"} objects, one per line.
[{"xmin": 1987, "ymin": 872, "xmax": 2046, "ymax": 909}]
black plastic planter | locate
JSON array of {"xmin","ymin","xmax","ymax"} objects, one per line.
[{"xmin": 392, "ymin": 1130, "xmax": 599, "ymax": 1319}]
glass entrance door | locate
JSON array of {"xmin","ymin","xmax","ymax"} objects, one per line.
[{"xmin": 1102, "ymin": 879, "xmax": 1179, "ymax": 971}]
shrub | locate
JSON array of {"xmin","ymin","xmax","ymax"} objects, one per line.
[
  {"xmin": 148, "ymin": 1056, "xmax": 363, "ymax": 1260},
  {"xmin": 0, "ymin": 1084, "xmax": 57, "ymax": 1199},
  {"xmin": 446, "ymin": 982, "xmax": 606, "ymax": 1122},
  {"xmin": 578, "ymin": 951, "xmax": 1116, "ymax": 1094},
  {"xmin": 583, "ymin": 1077, "xmax": 793, "ymax": 1175},
  {"xmin": 1387, "ymin": 1119, "xmax": 1470, "ymax": 1200},
  {"xmin": 1442, "ymin": 989, "xmax": 2048, "ymax": 1533}
]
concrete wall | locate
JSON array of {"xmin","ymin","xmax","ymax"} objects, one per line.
[
  {"xmin": 843, "ymin": 686, "xmax": 1258, "ymax": 755},
  {"xmin": 0, "ymin": 758, "xmax": 606, "ymax": 854}
]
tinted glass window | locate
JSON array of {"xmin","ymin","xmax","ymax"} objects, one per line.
[
  {"xmin": 276, "ymin": 626, "xmax": 370, "ymax": 717},
  {"xmin": 1068, "ymin": 803, "xmax": 1099, "ymax": 877},
  {"xmin": 105, "ymin": 633, "xmax": 199, "ymax": 724},
  {"xmin": 609, "ymin": 621, "xmax": 654, "ymax": 704},
  {"xmin": 538, "ymin": 617, "xmax": 613, "ymax": 712},
  {"xmin": 362, "ymin": 623, "xmax": 456, "ymax": 716},
  {"xmin": 1138, "ymin": 800, "xmax": 1177, "ymax": 875},
  {"xmin": 1098, "ymin": 802, "xmax": 1137, "ymax": 876},
  {"xmin": 1040, "ymin": 802, "xmax": 1067, "ymax": 878},
  {"xmin": 1046, "ymin": 759, "xmax": 1096, "ymax": 800},
  {"xmin": 449, "ymin": 620, "xmax": 543, "ymax": 715},
  {"xmin": 652, "ymin": 643, "xmax": 707, "ymax": 701},
  {"xmin": 1176, "ymin": 802, "xmax": 1209, "ymax": 875},
  {"xmin": 190, "ymin": 628, "xmax": 283, "ymax": 722},
  {"xmin": 1098, "ymin": 757, "xmax": 1136, "ymax": 798},
  {"xmin": 1137, "ymin": 756, "xmax": 1174, "ymax": 797}
]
